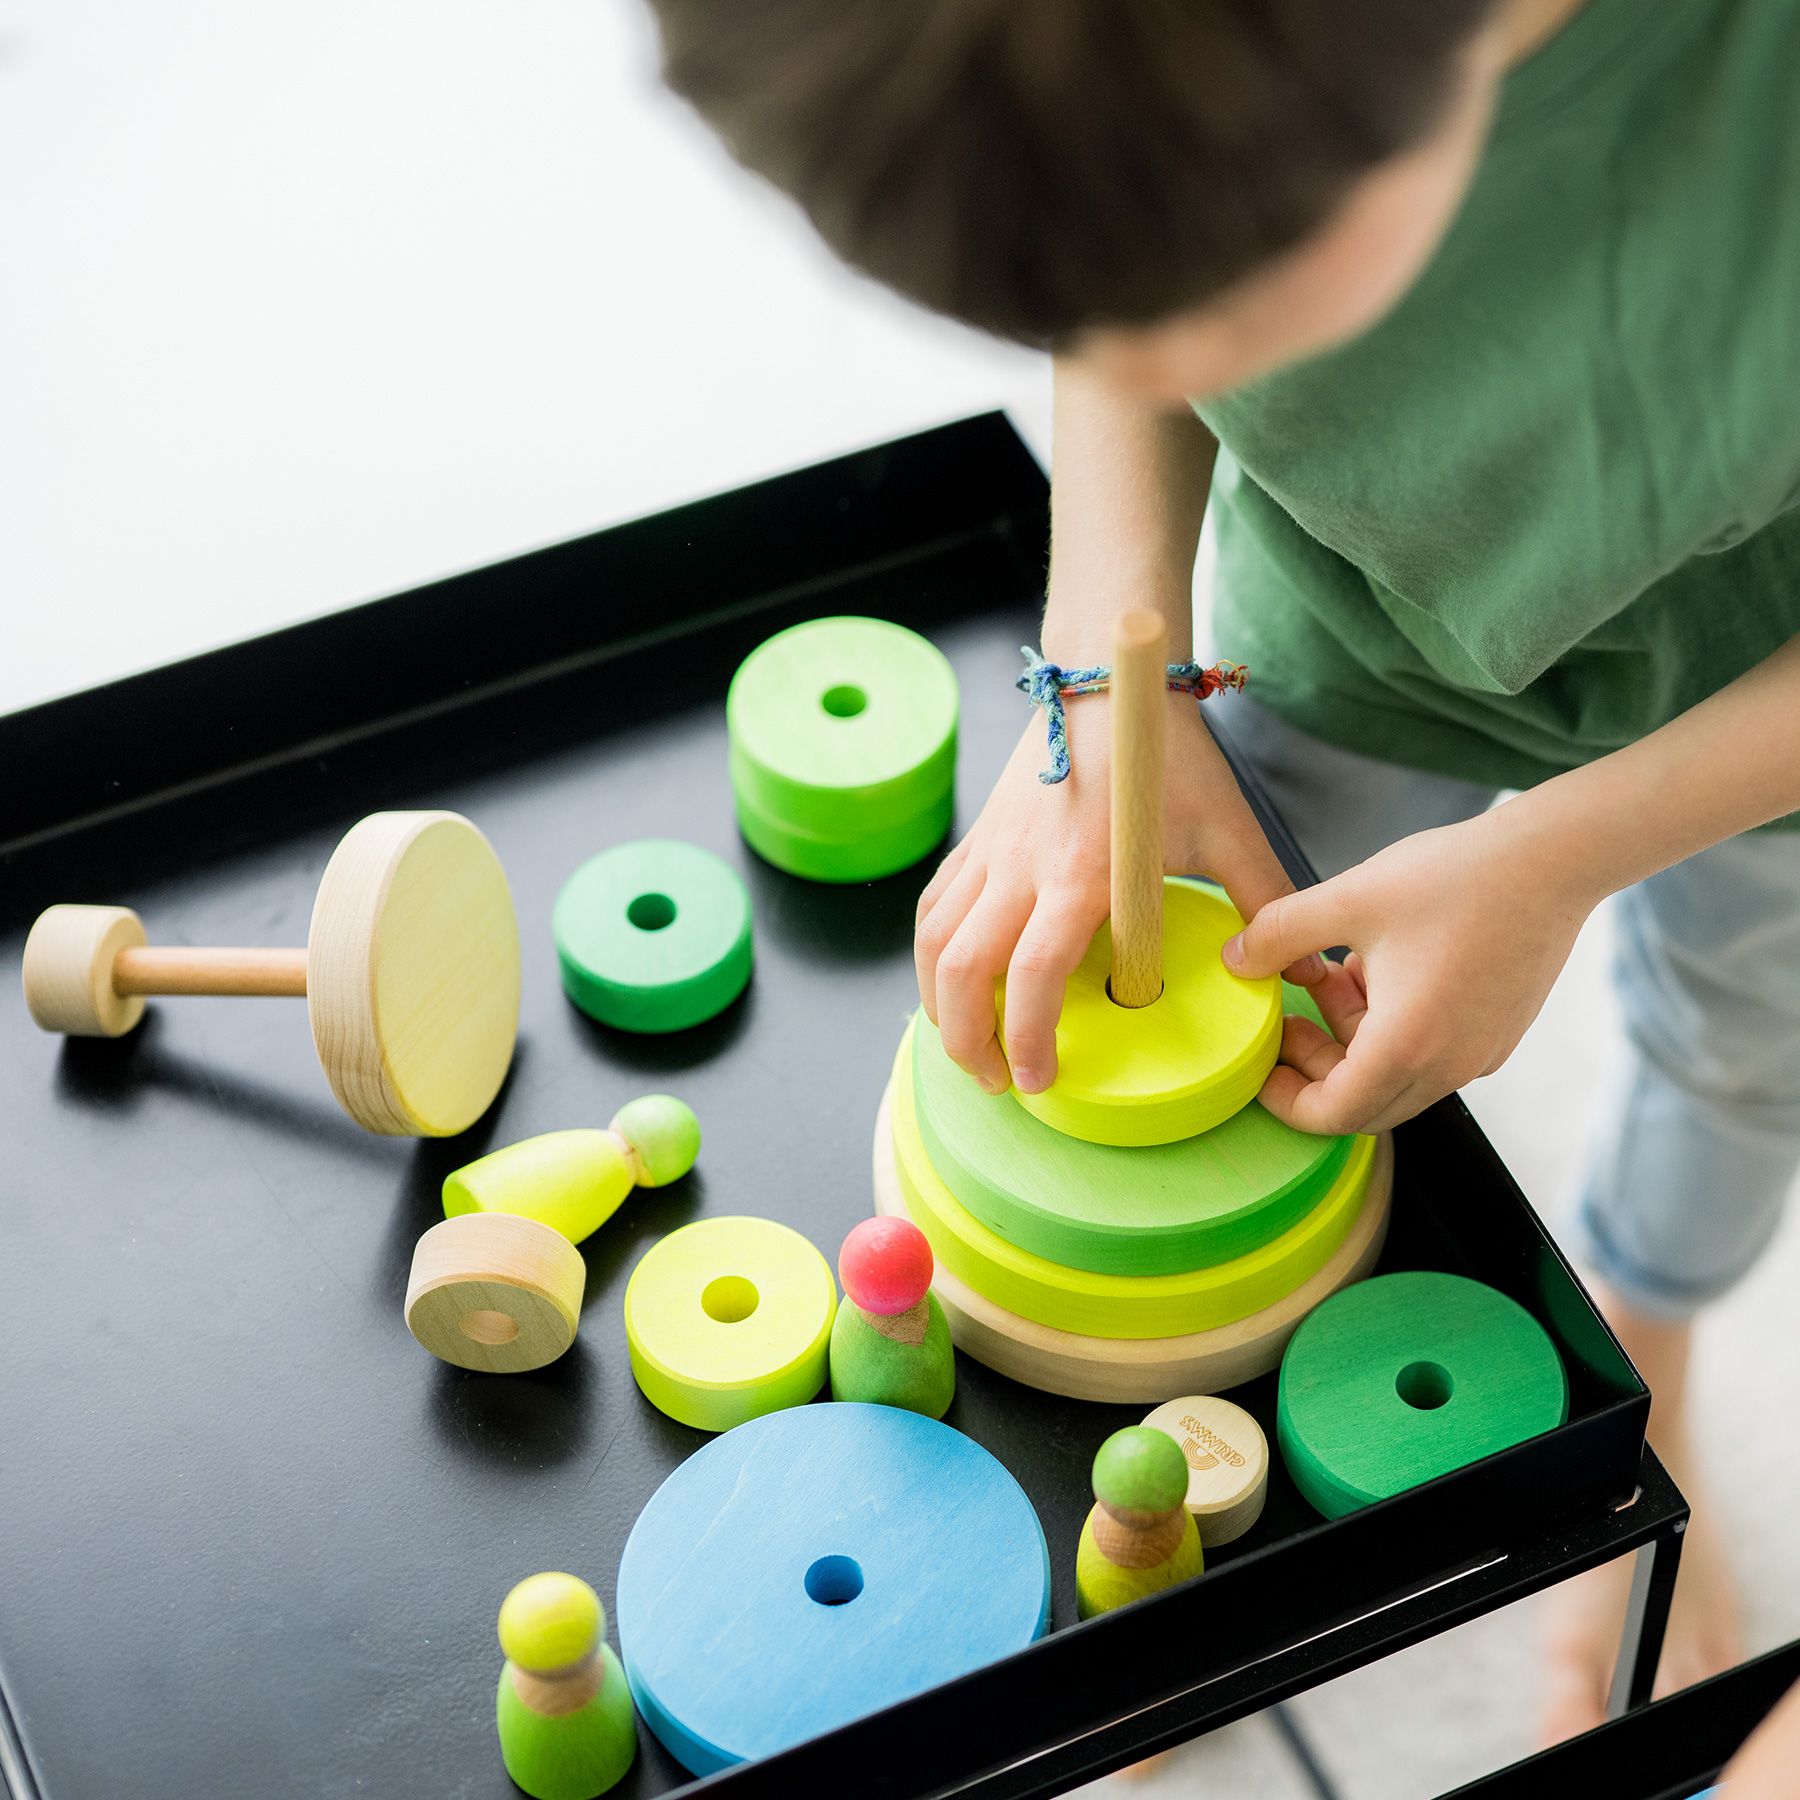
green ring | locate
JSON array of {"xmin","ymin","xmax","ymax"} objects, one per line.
[
  {"xmin": 554, "ymin": 841, "xmax": 752, "ymax": 1033},
  {"xmin": 1277, "ymin": 1271, "xmax": 1567, "ymax": 1517},
  {"xmin": 727, "ymin": 617, "xmax": 957, "ymax": 881},
  {"xmin": 733, "ymin": 779, "xmax": 952, "ymax": 884}
]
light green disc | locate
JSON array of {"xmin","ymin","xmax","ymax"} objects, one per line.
[
  {"xmin": 727, "ymin": 617, "xmax": 958, "ymax": 876},
  {"xmin": 554, "ymin": 841, "xmax": 752, "ymax": 1034},
  {"xmin": 1277, "ymin": 1271, "xmax": 1568, "ymax": 1518},
  {"xmin": 731, "ymin": 767, "xmax": 952, "ymax": 884},
  {"xmin": 913, "ymin": 1002, "xmax": 1352, "ymax": 1277}
]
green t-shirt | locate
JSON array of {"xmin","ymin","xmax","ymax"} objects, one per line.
[{"xmin": 1200, "ymin": 0, "xmax": 1800, "ymax": 799}]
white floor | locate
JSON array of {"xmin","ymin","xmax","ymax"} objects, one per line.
[{"xmin": 9, "ymin": 9, "xmax": 1797, "ymax": 1796}]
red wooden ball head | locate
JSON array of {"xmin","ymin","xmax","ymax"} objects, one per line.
[{"xmin": 839, "ymin": 1217, "xmax": 933, "ymax": 1317}]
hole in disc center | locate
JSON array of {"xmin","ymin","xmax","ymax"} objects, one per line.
[
  {"xmin": 1396, "ymin": 1360, "xmax": 1454, "ymax": 1410},
  {"xmin": 460, "ymin": 1309, "xmax": 521, "ymax": 1346},
  {"xmin": 628, "ymin": 892, "xmax": 677, "ymax": 932},
  {"xmin": 821, "ymin": 685, "xmax": 867, "ymax": 718},
  {"xmin": 702, "ymin": 1275, "xmax": 759, "ymax": 1324},
  {"xmin": 804, "ymin": 1555, "xmax": 864, "ymax": 1606}
]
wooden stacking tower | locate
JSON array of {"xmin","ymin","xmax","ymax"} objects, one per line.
[{"xmin": 872, "ymin": 613, "xmax": 1394, "ymax": 1403}]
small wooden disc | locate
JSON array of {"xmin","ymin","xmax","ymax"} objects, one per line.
[
  {"xmin": 999, "ymin": 881, "xmax": 1281, "ymax": 1148},
  {"xmin": 307, "ymin": 811, "xmax": 520, "ymax": 1137},
  {"xmin": 1277, "ymin": 1271, "xmax": 1569, "ymax": 1518},
  {"xmin": 891, "ymin": 1039, "xmax": 1377, "ymax": 1339},
  {"xmin": 1139, "ymin": 1397, "xmax": 1270, "ymax": 1547},
  {"xmin": 727, "ymin": 616, "xmax": 958, "ymax": 883},
  {"xmin": 404, "ymin": 1213, "xmax": 585, "ymax": 1374},
  {"xmin": 873, "ymin": 1084, "xmax": 1393, "ymax": 1401},
  {"xmin": 912, "ymin": 1012, "xmax": 1353, "ymax": 1276},
  {"xmin": 617, "ymin": 1404, "xmax": 1048, "ymax": 1775},
  {"xmin": 21, "ymin": 904, "xmax": 148, "ymax": 1037},
  {"xmin": 554, "ymin": 840, "xmax": 753, "ymax": 1033},
  {"xmin": 623, "ymin": 1217, "xmax": 837, "ymax": 1432}
]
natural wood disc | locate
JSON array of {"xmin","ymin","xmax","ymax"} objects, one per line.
[
  {"xmin": 405, "ymin": 1213, "xmax": 585, "ymax": 1374},
  {"xmin": 306, "ymin": 811, "xmax": 521, "ymax": 1136},
  {"xmin": 873, "ymin": 1084, "xmax": 1392, "ymax": 1400}
]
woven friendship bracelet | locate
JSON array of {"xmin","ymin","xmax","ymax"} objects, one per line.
[{"xmin": 1016, "ymin": 646, "xmax": 1248, "ymax": 784}]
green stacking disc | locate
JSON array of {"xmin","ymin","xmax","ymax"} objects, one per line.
[
  {"xmin": 731, "ymin": 768, "xmax": 952, "ymax": 884},
  {"xmin": 554, "ymin": 840, "xmax": 752, "ymax": 1034},
  {"xmin": 728, "ymin": 616, "xmax": 957, "ymax": 880},
  {"xmin": 911, "ymin": 1001, "xmax": 1353, "ymax": 1278},
  {"xmin": 1277, "ymin": 1271, "xmax": 1568, "ymax": 1518}
]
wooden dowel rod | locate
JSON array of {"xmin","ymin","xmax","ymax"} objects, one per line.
[
  {"xmin": 112, "ymin": 946, "xmax": 309, "ymax": 998},
  {"xmin": 1109, "ymin": 609, "xmax": 1167, "ymax": 1008}
]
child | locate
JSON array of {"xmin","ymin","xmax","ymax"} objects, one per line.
[{"xmin": 648, "ymin": 0, "xmax": 1800, "ymax": 1740}]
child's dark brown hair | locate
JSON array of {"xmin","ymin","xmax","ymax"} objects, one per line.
[{"xmin": 647, "ymin": 0, "xmax": 1498, "ymax": 347}]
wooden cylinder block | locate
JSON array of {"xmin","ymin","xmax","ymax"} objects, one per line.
[
  {"xmin": 21, "ymin": 905, "xmax": 148, "ymax": 1037},
  {"xmin": 1140, "ymin": 1396, "xmax": 1271, "ymax": 1548},
  {"xmin": 404, "ymin": 1213, "xmax": 586, "ymax": 1374}
]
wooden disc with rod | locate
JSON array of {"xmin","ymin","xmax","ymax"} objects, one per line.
[{"xmin": 21, "ymin": 810, "xmax": 521, "ymax": 1138}]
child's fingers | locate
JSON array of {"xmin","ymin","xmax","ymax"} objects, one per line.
[
  {"xmin": 915, "ymin": 836, "xmax": 972, "ymax": 925},
  {"xmin": 1205, "ymin": 822, "xmax": 1328, "ymax": 988},
  {"xmin": 1001, "ymin": 894, "xmax": 1107, "ymax": 1095},
  {"xmin": 914, "ymin": 857, "xmax": 986, "ymax": 1024},
  {"xmin": 1258, "ymin": 1017, "xmax": 1412, "ymax": 1136},
  {"xmin": 1223, "ymin": 883, "xmax": 1341, "ymax": 982},
  {"xmin": 1309, "ymin": 959, "xmax": 1371, "ymax": 1045},
  {"xmin": 935, "ymin": 885, "xmax": 1035, "ymax": 1094}
]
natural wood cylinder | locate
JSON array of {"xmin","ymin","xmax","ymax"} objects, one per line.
[
  {"xmin": 111, "ymin": 946, "xmax": 309, "ymax": 998},
  {"xmin": 1109, "ymin": 610, "xmax": 1167, "ymax": 1008}
]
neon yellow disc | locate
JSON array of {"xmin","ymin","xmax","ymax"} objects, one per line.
[
  {"xmin": 999, "ymin": 881, "xmax": 1281, "ymax": 1147},
  {"xmin": 624, "ymin": 1217, "xmax": 837, "ymax": 1432},
  {"xmin": 891, "ymin": 1035, "xmax": 1375, "ymax": 1339}
]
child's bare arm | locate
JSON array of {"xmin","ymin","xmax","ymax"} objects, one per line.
[
  {"xmin": 1227, "ymin": 630, "xmax": 1800, "ymax": 1133},
  {"xmin": 914, "ymin": 361, "xmax": 1310, "ymax": 1096}
]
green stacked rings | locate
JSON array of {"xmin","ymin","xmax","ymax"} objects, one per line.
[
  {"xmin": 1276, "ymin": 1271, "xmax": 1568, "ymax": 1518},
  {"xmin": 727, "ymin": 616, "xmax": 958, "ymax": 883},
  {"xmin": 555, "ymin": 840, "xmax": 753, "ymax": 1033}
]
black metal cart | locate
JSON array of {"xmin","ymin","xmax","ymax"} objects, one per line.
[{"xmin": 0, "ymin": 415, "xmax": 1685, "ymax": 1799}]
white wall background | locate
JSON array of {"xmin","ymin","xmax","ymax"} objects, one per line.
[{"xmin": 0, "ymin": 0, "xmax": 1049, "ymax": 713}]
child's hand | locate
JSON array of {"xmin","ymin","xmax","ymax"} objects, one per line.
[
  {"xmin": 916, "ymin": 691, "xmax": 1317, "ymax": 1095},
  {"xmin": 1223, "ymin": 805, "xmax": 1598, "ymax": 1134}
]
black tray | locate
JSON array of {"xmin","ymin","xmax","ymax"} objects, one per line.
[
  {"xmin": 1448, "ymin": 1635, "xmax": 1800, "ymax": 1800},
  {"xmin": 0, "ymin": 415, "xmax": 1662, "ymax": 1800}
]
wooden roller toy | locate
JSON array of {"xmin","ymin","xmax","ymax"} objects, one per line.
[
  {"xmin": 998, "ymin": 612, "xmax": 1280, "ymax": 1147},
  {"xmin": 496, "ymin": 1572, "xmax": 638, "ymax": 1800},
  {"xmin": 1075, "ymin": 1425, "xmax": 1204, "ymax": 1619},
  {"xmin": 829, "ymin": 1216, "xmax": 955, "ymax": 1418},
  {"xmin": 21, "ymin": 810, "xmax": 520, "ymax": 1137}
]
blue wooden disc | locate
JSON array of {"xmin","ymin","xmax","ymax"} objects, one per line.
[{"xmin": 616, "ymin": 1403, "xmax": 1049, "ymax": 1774}]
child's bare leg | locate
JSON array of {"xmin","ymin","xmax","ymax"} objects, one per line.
[{"xmin": 1540, "ymin": 1283, "xmax": 1742, "ymax": 1745}]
